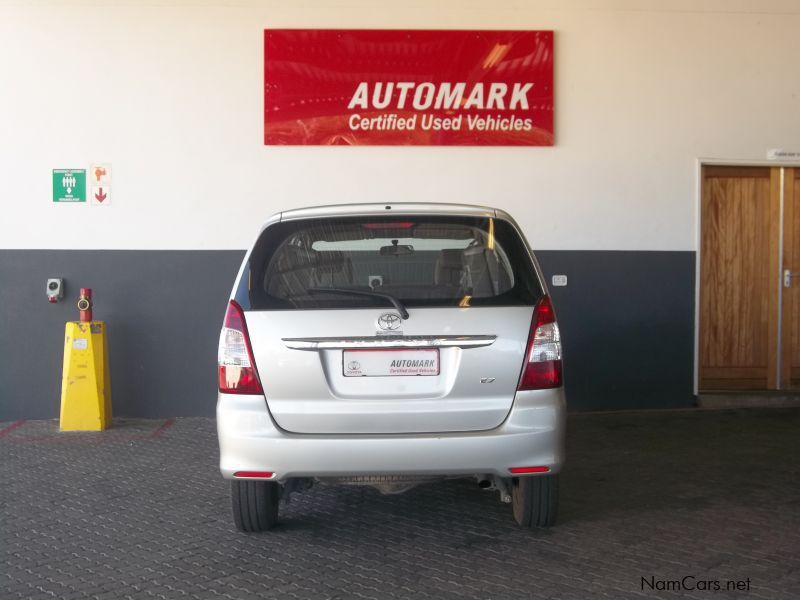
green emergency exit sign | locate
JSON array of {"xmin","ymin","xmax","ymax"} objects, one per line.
[{"xmin": 53, "ymin": 169, "xmax": 86, "ymax": 203}]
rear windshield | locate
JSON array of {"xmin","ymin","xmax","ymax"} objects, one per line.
[{"xmin": 235, "ymin": 215, "xmax": 542, "ymax": 310}]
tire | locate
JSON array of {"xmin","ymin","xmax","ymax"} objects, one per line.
[
  {"xmin": 231, "ymin": 479, "xmax": 280, "ymax": 532},
  {"xmin": 511, "ymin": 474, "xmax": 559, "ymax": 528}
]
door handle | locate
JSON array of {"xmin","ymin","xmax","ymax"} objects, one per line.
[{"xmin": 784, "ymin": 269, "xmax": 800, "ymax": 288}]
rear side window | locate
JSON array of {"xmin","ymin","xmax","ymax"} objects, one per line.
[{"xmin": 236, "ymin": 215, "xmax": 542, "ymax": 310}]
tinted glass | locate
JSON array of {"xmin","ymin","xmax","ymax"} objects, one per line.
[{"xmin": 236, "ymin": 216, "xmax": 542, "ymax": 310}]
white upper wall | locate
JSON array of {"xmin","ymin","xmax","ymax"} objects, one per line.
[{"xmin": 1, "ymin": 0, "xmax": 799, "ymax": 251}]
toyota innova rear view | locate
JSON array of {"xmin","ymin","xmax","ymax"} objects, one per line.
[{"xmin": 217, "ymin": 203, "xmax": 565, "ymax": 531}]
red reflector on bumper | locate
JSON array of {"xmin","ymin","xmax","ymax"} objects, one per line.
[
  {"xmin": 233, "ymin": 471, "xmax": 274, "ymax": 478},
  {"xmin": 509, "ymin": 466, "xmax": 550, "ymax": 474}
]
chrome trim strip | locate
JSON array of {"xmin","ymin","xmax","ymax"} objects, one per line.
[{"xmin": 282, "ymin": 335, "xmax": 497, "ymax": 350}]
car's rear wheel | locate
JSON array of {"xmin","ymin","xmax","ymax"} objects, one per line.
[
  {"xmin": 511, "ymin": 474, "xmax": 558, "ymax": 528},
  {"xmin": 231, "ymin": 480, "xmax": 280, "ymax": 532}
]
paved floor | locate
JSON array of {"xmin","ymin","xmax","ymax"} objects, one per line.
[{"xmin": 1, "ymin": 409, "xmax": 798, "ymax": 599}]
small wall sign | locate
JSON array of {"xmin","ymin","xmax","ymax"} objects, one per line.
[
  {"xmin": 91, "ymin": 164, "xmax": 111, "ymax": 185},
  {"xmin": 767, "ymin": 149, "xmax": 800, "ymax": 160},
  {"xmin": 91, "ymin": 185, "xmax": 111, "ymax": 206},
  {"xmin": 52, "ymin": 169, "xmax": 86, "ymax": 203},
  {"xmin": 90, "ymin": 162, "xmax": 112, "ymax": 206}
]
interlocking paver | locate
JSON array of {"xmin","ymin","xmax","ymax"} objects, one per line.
[{"xmin": 1, "ymin": 409, "xmax": 798, "ymax": 599}]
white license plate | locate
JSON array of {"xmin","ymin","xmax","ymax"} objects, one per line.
[{"xmin": 343, "ymin": 349, "xmax": 440, "ymax": 377}]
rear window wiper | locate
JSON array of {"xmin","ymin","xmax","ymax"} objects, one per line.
[{"xmin": 307, "ymin": 287, "xmax": 409, "ymax": 320}]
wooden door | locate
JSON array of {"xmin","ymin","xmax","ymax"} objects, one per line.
[
  {"xmin": 782, "ymin": 168, "xmax": 800, "ymax": 387},
  {"xmin": 699, "ymin": 166, "xmax": 781, "ymax": 390}
]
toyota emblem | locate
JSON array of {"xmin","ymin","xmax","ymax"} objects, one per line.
[{"xmin": 377, "ymin": 313, "xmax": 402, "ymax": 331}]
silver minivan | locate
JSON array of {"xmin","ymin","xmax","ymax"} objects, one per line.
[{"xmin": 217, "ymin": 203, "xmax": 565, "ymax": 531}]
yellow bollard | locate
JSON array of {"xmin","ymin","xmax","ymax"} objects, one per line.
[{"xmin": 59, "ymin": 321, "xmax": 111, "ymax": 431}]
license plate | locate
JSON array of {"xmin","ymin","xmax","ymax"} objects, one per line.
[{"xmin": 343, "ymin": 349, "xmax": 440, "ymax": 377}]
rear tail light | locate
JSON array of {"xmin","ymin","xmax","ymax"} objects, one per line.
[
  {"xmin": 518, "ymin": 295, "xmax": 563, "ymax": 390},
  {"xmin": 218, "ymin": 300, "xmax": 263, "ymax": 394}
]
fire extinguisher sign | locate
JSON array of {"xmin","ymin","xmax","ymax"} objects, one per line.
[
  {"xmin": 90, "ymin": 163, "xmax": 112, "ymax": 206},
  {"xmin": 52, "ymin": 169, "xmax": 87, "ymax": 203}
]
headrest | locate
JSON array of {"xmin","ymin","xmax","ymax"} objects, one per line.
[{"xmin": 435, "ymin": 249, "xmax": 465, "ymax": 285}]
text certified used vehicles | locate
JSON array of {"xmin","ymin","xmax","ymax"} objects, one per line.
[{"xmin": 217, "ymin": 203, "xmax": 565, "ymax": 531}]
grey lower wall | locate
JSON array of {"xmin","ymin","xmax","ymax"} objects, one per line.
[
  {"xmin": 0, "ymin": 249, "xmax": 696, "ymax": 420},
  {"xmin": 536, "ymin": 251, "xmax": 696, "ymax": 411},
  {"xmin": 0, "ymin": 250, "xmax": 244, "ymax": 420}
]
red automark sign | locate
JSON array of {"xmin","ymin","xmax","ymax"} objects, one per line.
[{"xmin": 264, "ymin": 30, "xmax": 554, "ymax": 146}]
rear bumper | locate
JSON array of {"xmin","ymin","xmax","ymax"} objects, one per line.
[{"xmin": 217, "ymin": 389, "xmax": 566, "ymax": 481}]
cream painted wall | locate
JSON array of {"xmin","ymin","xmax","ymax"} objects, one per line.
[{"xmin": 1, "ymin": 0, "xmax": 799, "ymax": 251}]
